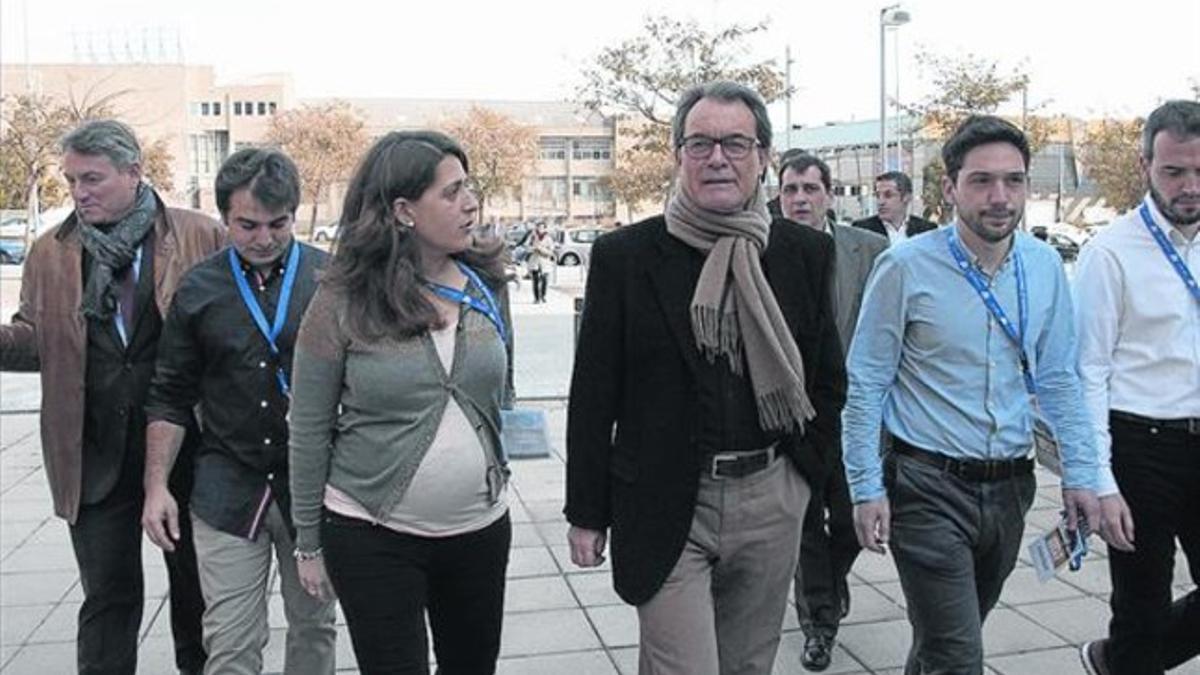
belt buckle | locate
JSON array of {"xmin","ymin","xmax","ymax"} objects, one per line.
[{"xmin": 710, "ymin": 453, "xmax": 738, "ymax": 480}]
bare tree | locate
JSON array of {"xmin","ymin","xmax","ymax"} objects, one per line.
[
  {"xmin": 267, "ymin": 101, "xmax": 369, "ymax": 234},
  {"xmin": 441, "ymin": 106, "xmax": 538, "ymax": 221}
]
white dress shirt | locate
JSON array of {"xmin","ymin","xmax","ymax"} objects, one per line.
[
  {"xmin": 883, "ymin": 218, "xmax": 908, "ymax": 247},
  {"xmin": 1073, "ymin": 194, "xmax": 1200, "ymax": 495}
]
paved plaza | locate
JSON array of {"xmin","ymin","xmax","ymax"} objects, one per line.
[{"xmin": 1, "ymin": 263, "xmax": 1196, "ymax": 674}]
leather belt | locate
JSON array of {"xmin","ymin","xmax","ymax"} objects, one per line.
[
  {"xmin": 1111, "ymin": 410, "xmax": 1200, "ymax": 435},
  {"xmin": 892, "ymin": 439, "xmax": 1033, "ymax": 482},
  {"xmin": 706, "ymin": 446, "xmax": 777, "ymax": 480}
]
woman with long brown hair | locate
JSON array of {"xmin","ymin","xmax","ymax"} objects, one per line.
[{"xmin": 288, "ymin": 130, "xmax": 513, "ymax": 674}]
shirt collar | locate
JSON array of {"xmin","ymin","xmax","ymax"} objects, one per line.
[
  {"xmin": 949, "ymin": 221, "xmax": 1017, "ymax": 275},
  {"xmin": 1142, "ymin": 193, "xmax": 1192, "ymax": 246},
  {"xmin": 235, "ymin": 238, "xmax": 295, "ymax": 284}
]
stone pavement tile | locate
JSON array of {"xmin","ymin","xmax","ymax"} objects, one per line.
[
  {"xmin": 505, "ymin": 575, "xmax": 578, "ymax": 613},
  {"xmin": 1055, "ymin": 558, "xmax": 1113, "ymax": 596},
  {"xmin": 0, "ymin": 603, "xmax": 52, "ymax": 645},
  {"xmin": 838, "ymin": 618, "xmax": 911, "ymax": 671},
  {"xmin": 567, "ymin": 572, "xmax": 623, "ymax": 608},
  {"xmin": 0, "ymin": 570, "xmax": 76, "ymax": 606},
  {"xmin": 999, "ymin": 567, "xmax": 1085, "ymax": 606},
  {"xmin": 1013, "ymin": 596, "xmax": 1110, "ymax": 645},
  {"xmin": 850, "ymin": 551, "xmax": 900, "ymax": 584},
  {"xmin": 0, "ymin": 543, "xmax": 78, "ymax": 573},
  {"xmin": 532, "ymin": 518, "xmax": 569, "ymax": 545},
  {"xmin": 138, "ymin": 597, "xmax": 174, "ymax": 637},
  {"xmin": 522, "ymin": 499, "xmax": 567, "ymax": 523},
  {"xmin": 0, "ymin": 483, "xmax": 53, "ymax": 503},
  {"xmin": 507, "ymin": 546, "xmax": 559, "ymax": 579},
  {"xmin": 135, "ymin": 633, "xmax": 182, "ymax": 674},
  {"xmin": 0, "ymin": 644, "xmax": 16, "ymax": 672},
  {"xmin": 986, "ymin": 646, "xmax": 1084, "ymax": 675},
  {"xmin": 983, "ymin": 607, "xmax": 1067, "ymax": 656},
  {"xmin": 773, "ymin": 629, "xmax": 864, "ymax": 674},
  {"xmin": 0, "ymin": 520, "xmax": 40, "ymax": 555},
  {"xmin": 610, "ymin": 646, "xmax": 637, "ymax": 675},
  {"xmin": 511, "ymin": 522, "xmax": 544, "ymax": 548},
  {"xmin": 496, "ymin": 650, "xmax": 618, "ymax": 674},
  {"xmin": 508, "ymin": 501, "xmax": 533, "ymax": 524},
  {"xmin": 20, "ymin": 520, "xmax": 69, "ymax": 548},
  {"xmin": 1026, "ymin": 507, "xmax": 1068, "ymax": 532},
  {"xmin": 551, "ymin": 545, "xmax": 611, "ymax": 575},
  {"xmin": 25, "ymin": 600, "xmax": 78, "ymax": 643},
  {"xmin": 872, "ymin": 580, "xmax": 908, "ymax": 610},
  {"xmin": 586, "ymin": 604, "xmax": 638, "ymax": 648},
  {"xmin": 1, "ymin": 640, "xmax": 74, "ymax": 673},
  {"xmin": 0, "ymin": 500, "xmax": 53, "ymax": 523},
  {"xmin": 843, "ymin": 582, "xmax": 907, "ymax": 625},
  {"xmin": 500, "ymin": 608, "xmax": 601, "ymax": 657},
  {"xmin": 512, "ymin": 478, "xmax": 565, "ymax": 503}
]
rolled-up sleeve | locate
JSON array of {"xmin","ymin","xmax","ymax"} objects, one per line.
[{"xmin": 145, "ymin": 282, "xmax": 204, "ymax": 427}]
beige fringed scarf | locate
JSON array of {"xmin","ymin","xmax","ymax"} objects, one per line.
[{"xmin": 665, "ymin": 183, "xmax": 816, "ymax": 433}]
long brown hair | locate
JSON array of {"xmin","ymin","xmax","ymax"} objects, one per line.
[{"xmin": 323, "ymin": 130, "xmax": 506, "ymax": 341}]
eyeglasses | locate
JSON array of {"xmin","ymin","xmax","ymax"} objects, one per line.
[{"xmin": 679, "ymin": 134, "xmax": 761, "ymax": 160}]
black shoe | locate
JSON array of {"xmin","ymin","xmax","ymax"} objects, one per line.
[
  {"xmin": 1079, "ymin": 639, "xmax": 1111, "ymax": 675},
  {"xmin": 801, "ymin": 634, "xmax": 834, "ymax": 672}
]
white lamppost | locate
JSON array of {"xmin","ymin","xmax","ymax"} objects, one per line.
[{"xmin": 879, "ymin": 4, "xmax": 911, "ymax": 174}]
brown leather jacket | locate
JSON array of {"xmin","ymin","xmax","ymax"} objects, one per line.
[{"xmin": 0, "ymin": 196, "xmax": 225, "ymax": 523}]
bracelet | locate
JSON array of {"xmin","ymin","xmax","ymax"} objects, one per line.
[{"xmin": 293, "ymin": 547, "xmax": 323, "ymax": 562}]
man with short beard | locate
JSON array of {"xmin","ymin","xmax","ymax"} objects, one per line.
[
  {"xmin": 1074, "ymin": 99, "xmax": 1200, "ymax": 675},
  {"xmin": 843, "ymin": 115, "xmax": 1102, "ymax": 674}
]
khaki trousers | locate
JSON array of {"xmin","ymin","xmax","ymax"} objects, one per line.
[
  {"xmin": 637, "ymin": 456, "xmax": 810, "ymax": 675},
  {"xmin": 192, "ymin": 503, "xmax": 337, "ymax": 675}
]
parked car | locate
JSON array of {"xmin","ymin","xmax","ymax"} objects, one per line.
[
  {"xmin": 0, "ymin": 239, "xmax": 27, "ymax": 265},
  {"xmin": 554, "ymin": 227, "xmax": 605, "ymax": 267},
  {"xmin": 1031, "ymin": 226, "xmax": 1080, "ymax": 262},
  {"xmin": 312, "ymin": 220, "xmax": 340, "ymax": 243}
]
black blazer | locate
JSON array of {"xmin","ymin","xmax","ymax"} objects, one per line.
[
  {"xmin": 852, "ymin": 214, "xmax": 938, "ymax": 239},
  {"xmin": 564, "ymin": 216, "xmax": 846, "ymax": 605}
]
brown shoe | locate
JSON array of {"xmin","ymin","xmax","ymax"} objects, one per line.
[{"xmin": 1080, "ymin": 639, "xmax": 1111, "ymax": 675}]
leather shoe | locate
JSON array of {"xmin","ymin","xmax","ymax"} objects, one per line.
[
  {"xmin": 1079, "ymin": 639, "xmax": 1111, "ymax": 675},
  {"xmin": 801, "ymin": 634, "xmax": 834, "ymax": 672}
]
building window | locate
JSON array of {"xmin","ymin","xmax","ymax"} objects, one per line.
[
  {"xmin": 530, "ymin": 177, "xmax": 568, "ymax": 205},
  {"xmin": 233, "ymin": 101, "xmax": 242, "ymax": 116},
  {"xmin": 189, "ymin": 131, "xmax": 230, "ymax": 177},
  {"xmin": 200, "ymin": 102, "xmax": 211, "ymax": 116},
  {"xmin": 572, "ymin": 177, "xmax": 612, "ymax": 201},
  {"xmin": 539, "ymin": 138, "xmax": 567, "ymax": 160},
  {"xmin": 244, "ymin": 101, "xmax": 254, "ymax": 116},
  {"xmin": 268, "ymin": 102, "xmax": 277, "ymax": 114},
  {"xmin": 212, "ymin": 101, "xmax": 221, "ymax": 116},
  {"xmin": 572, "ymin": 139, "xmax": 613, "ymax": 161},
  {"xmin": 257, "ymin": 102, "xmax": 267, "ymax": 115}
]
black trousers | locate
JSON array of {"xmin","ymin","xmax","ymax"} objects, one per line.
[
  {"xmin": 794, "ymin": 452, "xmax": 860, "ymax": 638},
  {"xmin": 884, "ymin": 451, "xmax": 1035, "ymax": 675},
  {"xmin": 323, "ymin": 510, "xmax": 512, "ymax": 675},
  {"xmin": 1106, "ymin": 414, "xmax": 1200, "ymax": 674},
  {"xmin": 530, "ymin": 269, "xmax": 549, "ymax": 302},
  {"xmin": 68, "ymin": 463, "xmax": 206, "ymax": 675}
]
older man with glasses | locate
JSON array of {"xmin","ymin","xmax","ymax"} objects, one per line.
[{"xmin": 566, "ymin": 81, "xmax": 845, "ymax": 675}]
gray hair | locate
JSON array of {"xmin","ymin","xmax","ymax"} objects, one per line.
[
  {"xmin": 671, "ymin": 81, "xmax": 773, "ymax": 151},
  {"xmin": 60, "ymin": 119, "xmax": 142, "ymax": 169},
  {"xmin": 1142, "ymin": 100, "xmax": 1200, "ymax": 160}
]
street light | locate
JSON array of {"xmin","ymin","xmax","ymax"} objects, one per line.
[{"xmin": 879, "ymin": 4, "xmax": 911, "ymax": 175}]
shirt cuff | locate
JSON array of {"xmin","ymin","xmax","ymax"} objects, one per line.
[
  {"xmin": 1095, "ymin": 465, "xmax": 1120, "ymax": 497},
  {"xmin": 849, "ymin": 481, "xmax": 886, "ymax": 504}
]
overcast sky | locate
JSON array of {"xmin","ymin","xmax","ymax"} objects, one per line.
[{"xmin": 3, "ymin": 0, "xmax": 1197, "ymax": 128}]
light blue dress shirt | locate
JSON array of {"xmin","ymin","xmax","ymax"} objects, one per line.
[{"xmin": 842, "ymin": 225, "xmax": 1098, "ymax": 503}]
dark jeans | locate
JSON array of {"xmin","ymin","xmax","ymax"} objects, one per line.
[
  {"xmin": 794, "ymin": 453, "xmax": 860, "ymax": 638},
  {"xmin": 884, "ymin": 451, "xmax": 1035, "ymax": 675},
  {"xmin": 530, "ymin": 269, "xmax": 548, "ymax": 302},
  {"xmin": 69, "ymin": 474, "xmax": 206, "ymax": 675},
  {"xmin": 322, "ymin": 510, "xmax": 512, "ymax": 675},
  {"xmin": 1106, "ymin": 415, "xmax": 1200, "ymax": 674}
]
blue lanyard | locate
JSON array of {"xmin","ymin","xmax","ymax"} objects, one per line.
[
  {"xmin": 424, "ymin": 261, "xmax": 507, "ymax": 344},
  {"xmin": 1139, "ymin": 202, "xmax": 1200, "ymax": 303},
  {"xmin": 947, "ymin": 233, "xmax": 1035, "ymax": 395},
  {"xmin": 228, "ymin": 243, "xmax": 301, "ymax": 395}
]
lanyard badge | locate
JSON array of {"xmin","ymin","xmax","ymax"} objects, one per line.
[
  {"xmin": 228, "ymin": 244, "xmax": 301, "ymax": 395},
  {"xmin": 424, "ymin": 262, "xmax": 508, "ymax": 344},
  {"xmin": 1139, "ymin": 202, "xmax": 1200, "ymax": 303}
]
